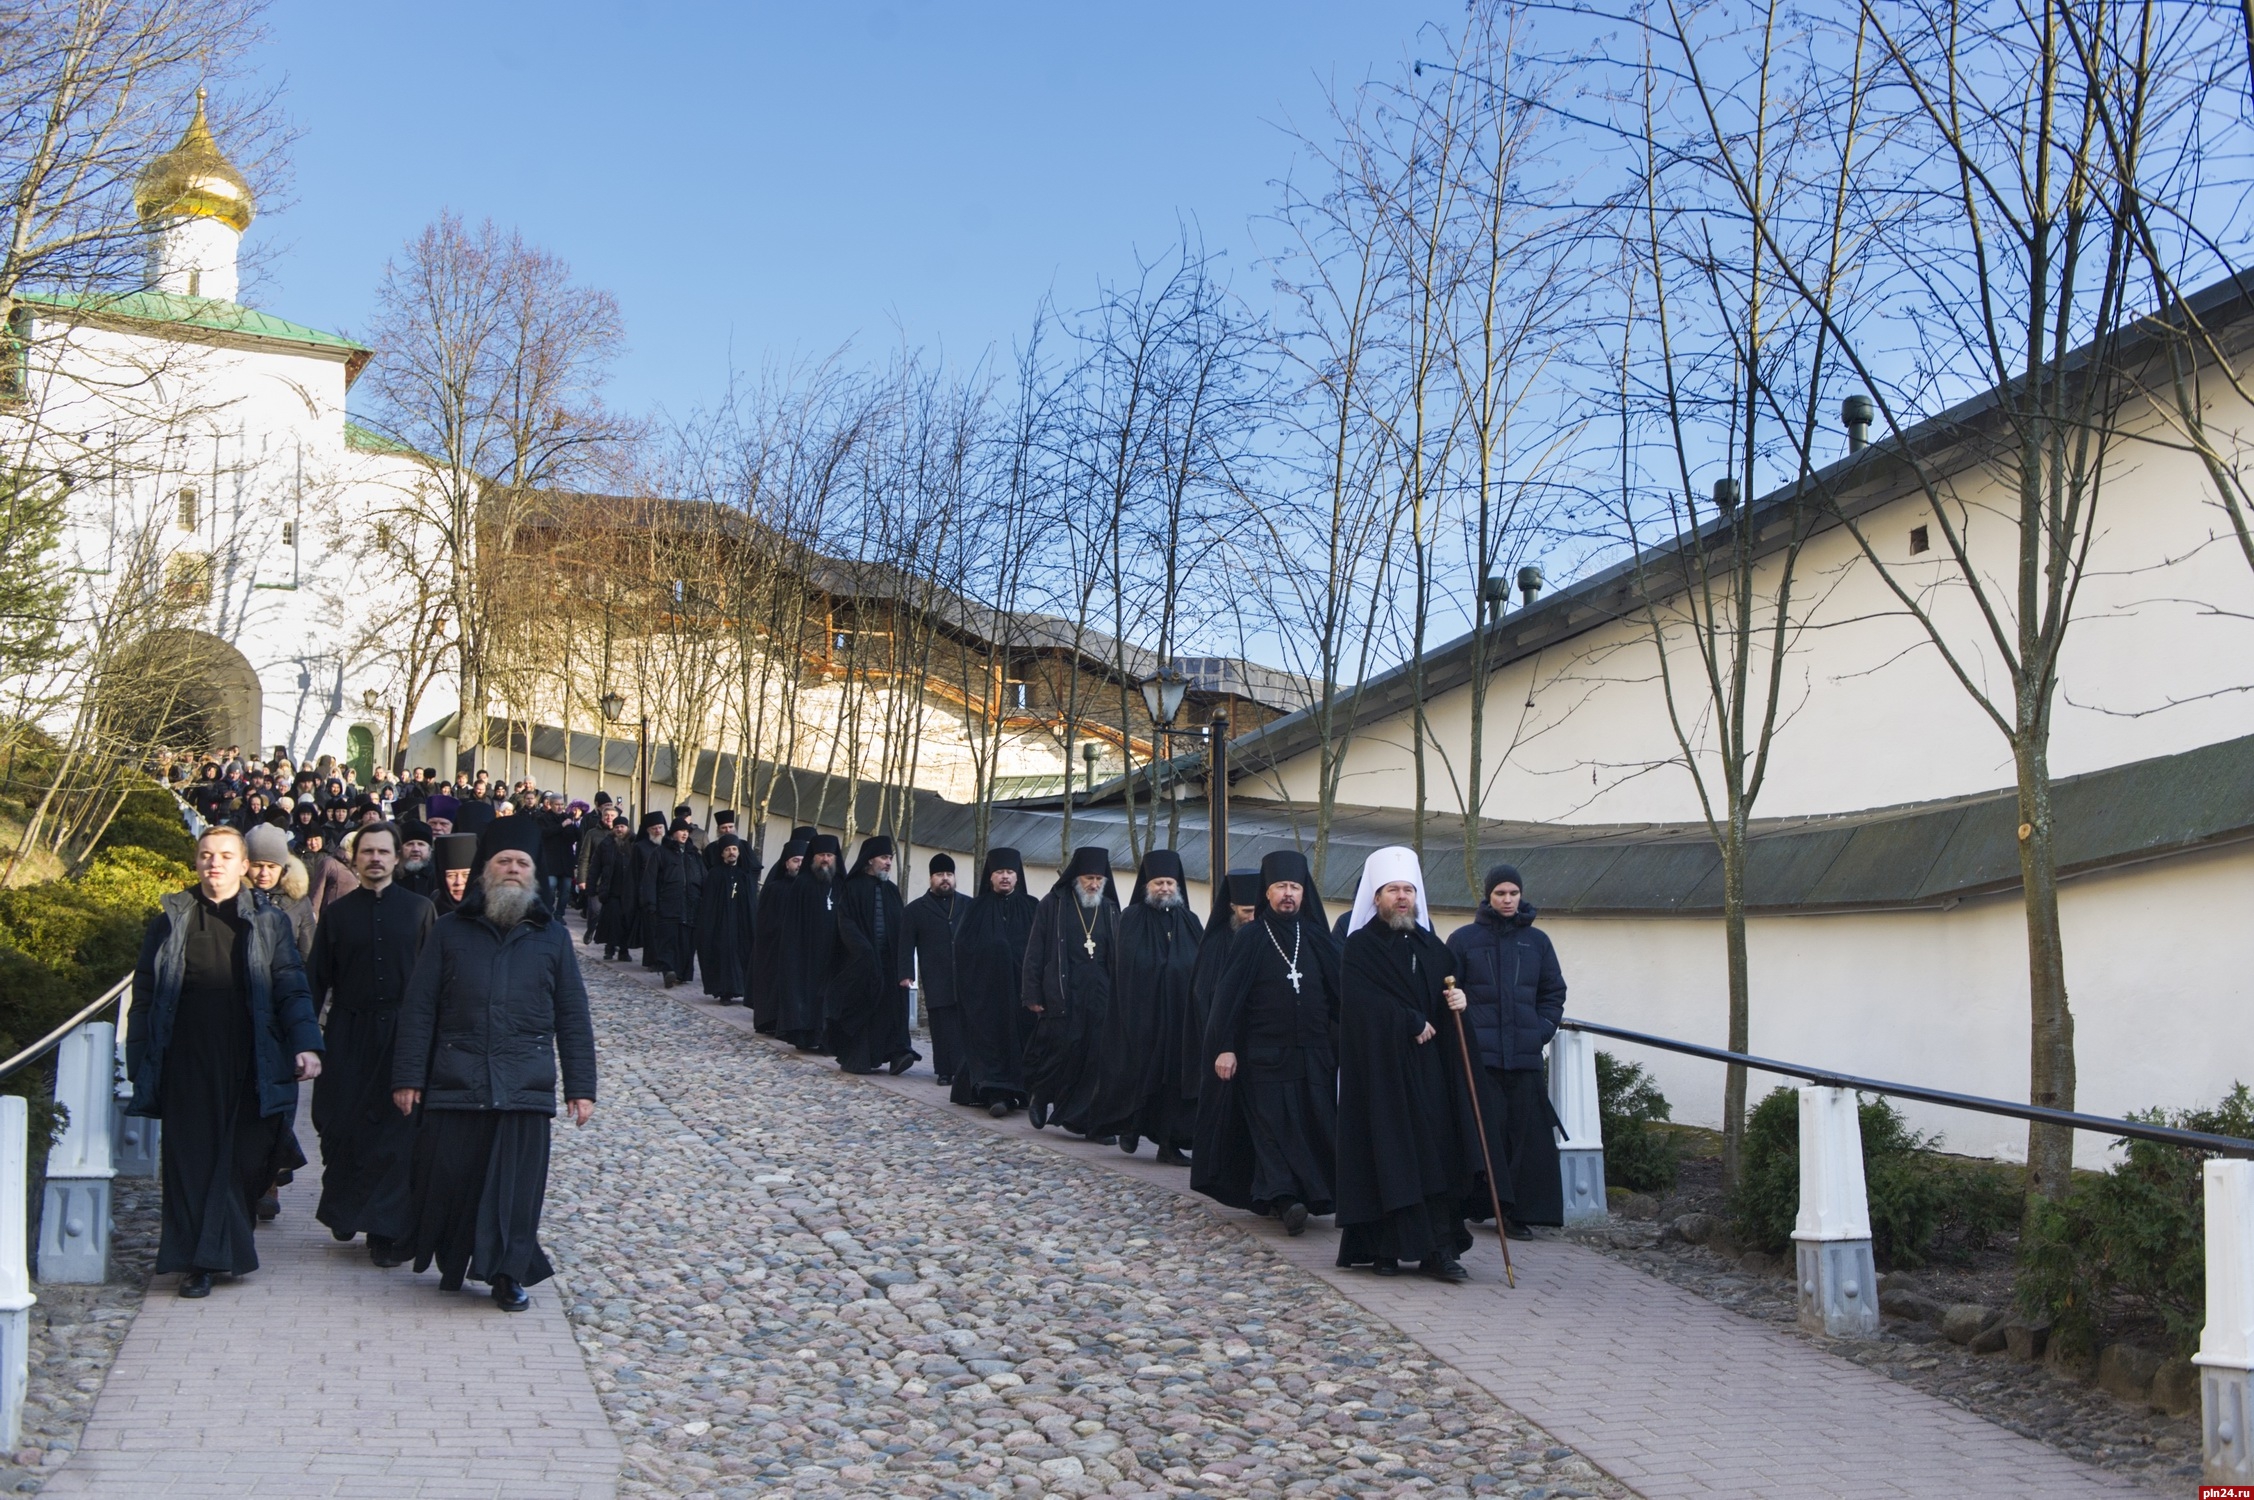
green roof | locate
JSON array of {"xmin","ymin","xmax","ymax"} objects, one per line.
[
  {"xmin": 344, "ymin": 420, "xmax": 415, "ymax": 454},
  {"xmin": 18, "ymin": 289, "xmax": 366, "ymax": 355}
]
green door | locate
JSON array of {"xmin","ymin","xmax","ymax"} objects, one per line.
[{"xmin": 346, "ymin": 724, "xmax": 375, "ymax": 784}]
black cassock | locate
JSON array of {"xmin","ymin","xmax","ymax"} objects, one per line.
[
  {"xmin": 696, "ymin": 861, "xmax": 759, "ymax": 1000},
  {"xmin": 949, "ymin": 856, "xmax": 1038, "ymax": 1110},
  {"xmin": 830, "ymin": 873, "xmax": 916, "ymax": 1074},
  {"xmin": 748, "ymin": 866, "xmax": 796, "ymax": 1033},
  {"xmin": 1333, "ymin": 919, "xmax": 1512, "ymax": 1268},
  {"xmin": 903, "ymin": 889, "xmax": 968, "ymax": 1079},
  {"xmin": 775, "ymin": 872, "xmax": 839, "ymax": 1049},
  {"xmin": 642, "ymin": 841, "xmax": 704, "ymax": 979},
  {"xmin": 1089, "ymin": 899, "xmax": 1204, "ymax": 1148},
  {"xmin": 1192, "ymin": 914, "xmax": 1340, "ymax": 1216},
  {"xmin": 1019, "ymin": 885, "xmax": 1118, "ymax": 1133},
  {"xmin": 308, "ymin": 882, "xmax": 434, "ymax": 1243},
  {"xmin": 624, "ymin": 834, "xmax": 663, "ymax": 958}
]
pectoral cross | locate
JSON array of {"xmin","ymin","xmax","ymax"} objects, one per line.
[
  {"xmin": 1083, "ymin": 935, "xmax": 1097, "ymax": 957},
  {"xmin": 1285, "ymin": 961, "xmax": 1303, "ymax": 993}
]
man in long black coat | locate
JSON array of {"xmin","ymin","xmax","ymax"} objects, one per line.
[
  {"xmin": 1192, "ymin": 849, "xmax": 1340, "ymax": 1235},
  {"xmin": 776, "ymin": 834, "xmax": 841, "ymax": 1050},
  {"xmin": 749, "ymin": 839, "xmax": 805, "ymax": 1033},
  {"xmin": 903, "ymin": 853, "xmax": 968, "ymax": 1084},
  {"xmin": 588, "ymin": 813, "xmax": 632, "ymax": 956},
  {"xmin": 392, "ymin": 816, "xmax": 597, "ymax": 1311},
  {"xmin": 1446, "ymin": 862, "xmax": 1569, "ymax": 1235},
  {"xmin": 1090, "ymin": 849, "xmax": 1204, "ymax": 1163},
  {"xmin": 307, "ymin": 821, "xmax": 434, "ymax": 1265},
  {"xmin": 1020, "ymin": 846, "xmax": 1119, "ymax": 1137},
  {"xmin": 643, "ymin": 817, "xmax": 705, "ymax": 988},
  {"xmin": 624, "ymin": 811, "xmax": 666, "ymax": 964},
  {"xmin": 949, "ymin": 847, "xmax": 1038, "ymax": 1117},
  {"xmin": 696, "ymin": 834, "xmax": 759, "ymax": 1002},
  {"xmin": 830, "ymin": 835, "xmax": 918, "ymax": 1075},
  {"xmin": 1335, "ymin": 847, "xmax": 1509, "ymax": 1282}
]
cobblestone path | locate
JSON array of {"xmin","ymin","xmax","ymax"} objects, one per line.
[{"xmin": 557, "ymin": 958, "xmax": 1626, "ymax": 1499}]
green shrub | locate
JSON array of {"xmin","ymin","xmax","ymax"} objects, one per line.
[
  {"xmin": 2017, "ymin": 1082, "xmax": 2254, "ymax": 1359},
  {"xmin": 93, "ymin": 783, "xmax": 196, "ymax": 865},
  {"xmin": 1595, "ymin": 1050, "xmax": 1680, "ymax": 1193},
  {"xmin": 1730, "ymin": 1086, "xmax": 2014, "ymax": 1267}
]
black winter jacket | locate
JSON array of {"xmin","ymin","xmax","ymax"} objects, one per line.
[
  {"xmin": 392, "ymin": 891, "xmax": 598, "ymax": 1113},
  {"xmin": 1443, "ymin": 902, "xmax": 1566, "ymax": 1071},
  {"xmin": 126, "ymin": 887, "xmax": 323, "ymax": 1119}
]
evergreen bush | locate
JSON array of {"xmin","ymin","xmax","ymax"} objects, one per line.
[
  {"xmin": 1730, "ymin": 1085, "xmax": 2017, "ymax": 1267},
  {"xmin": 1595, "ymin": 1050, "xmax": 1680, "ymax": 1193},
  {"xmin": 2017, "ymin": 1082, "xmax": 2254, "ymax": 1358}
]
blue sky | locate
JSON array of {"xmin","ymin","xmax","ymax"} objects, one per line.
[{"xmin": 245, "ymin": 1, "xmax": 1465, "ymax": 423}]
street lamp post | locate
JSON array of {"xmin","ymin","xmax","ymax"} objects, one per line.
[
  {"xmin": 1137, "ymin": 665, "xmax": 1230, "ymax": 888},
  {"xmin": 598, "ymin": 691, "xmax": 625, "ymax": 811},
  {"xmin": 1138, "ymin": 665, "xmax": 1191, "ymax": 850}
]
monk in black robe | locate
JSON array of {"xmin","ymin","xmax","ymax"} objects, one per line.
[
  {"xmin": 1091, "ymin": 849, "xmax": 1204, "ymax": 1164},
  {"xmin": 829, "ymin": 835, "xmax": 919, "ymax": 1075},
  {"xmin": 776, "ymin": 834, "xmax": 841, "ymax": 1050},
  {"xmin": 949, "ymin": 847, "xmax": 1038, "ymax": 1117},
  {"xmin": 1334, "ymin": 847, "xmax": 1509, "ymax": 1281},
  {"xmin": 627, "ymin": 811, "xmax": 666, "ymax": 969},
  {"xmin": 307, "ymin": 821, "xmax": 434, "ymax": 1264},
  {"xmin": 749, "ymin": 839, "xmax": 805, "ymax": 1033},
  {"xmin": 696, "ymin": 835, "xmax": 759, "ymax": 1002},
  {"xmin": 1192, "ymin": 849, "xmax": 1339, "ymax": 1235},
  {"xmin": 393, "ymin": 816, "xmax": 597, "ymax": 1310},
  {"xmin": 643, "ymin": 818, "xmax": 705, "ymax": 987},
  {"xmin": 590, "ymin": 816, "xmax": 636, "ymax": 958},
  {"xmin": 1020, "ymin": 846, "xmax": 1119, "ymax": 1137},
  {"xmin": 430, "ymin": 832, "xmax": 476, "ymax": 915},
  {"xmin": 903, "ymin": 853, "xmax": 968, "ymax": 1084}
]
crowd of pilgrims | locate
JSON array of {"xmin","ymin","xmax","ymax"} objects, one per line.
[{"xmin": 143, "ymin": 748, "xmax": 1572, "ymax": 1297}]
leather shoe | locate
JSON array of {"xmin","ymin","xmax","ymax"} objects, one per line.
[
  {"xmin": 1281, "ymin": 1201, "xmax": 1310, "ymax": 1236},
  {"xmin": 491, "ymin": 1276, "xmax": 530, "ymax": 1312},
  {"xmin": 368, "ymin": 1235, "xmax": 405, "ymax": 1269},
  {"xmin": 1504, "ymin": 1219, "xmax": 1533, "ymax": 1241},
  {"xmin": 987, "ymin": 1101, "xmax": 1011, "ymax": 1119},
  {"xmin": 1028, "ymin": 1101, "xmax": 1048, "ymax": 1130},
  {"xmin": 1155, "ymin": 1145, "xmax": 1189, "ymax": 1166},
  {"xmin": 889, "ymin": 1052, "xmax": 917, "ymax": 1076},
  {"xmin": 662, "ymin": 971, "xmax": 678, "ymax": 989},
  {"xmin": 1119, "ymin": 1134, "xmax": 1140, "ymax": 1155},
  {"xmin": 178, "ymin": 1271, "xmax": 213, "ymax": 1299},
  {"xmin": 1421, "ymin": 1256, "xmax": 1471, "ymax": 1284},
  {"xmin": 1370, "ymin": 1258, "xmax": 1400, "ymax": 1278}
]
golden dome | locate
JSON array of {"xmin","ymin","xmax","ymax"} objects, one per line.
[{"xmin": 134, "ymin": 89, "xmax": 253, "ymax": 234}]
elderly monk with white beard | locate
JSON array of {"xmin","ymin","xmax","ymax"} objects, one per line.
[
  {"xmin": 1332, "ymin": 846, "xmax": 1512, "ymax": 1283},
  {"xmin": 392, "ymin": 816, "xmax": 597, "ymax": 1312}
]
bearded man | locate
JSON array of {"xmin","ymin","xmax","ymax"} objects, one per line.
[
  {"xmin": 1193, "ymin": 849, "xmax": 1339, "ymax": 1235},
  {"xmin": 644, "ymin": 817, "xmax": 706, "ymax": 988},
  {"xmin": 1020, "ymin": 846, "xmax": 1119, "ymax": 1137},
  {"xmin": 776, "ymin": 834, "xmax": 842, "ymax": 1050},
  {"xmin": 1090, "ymin": 849, "xmax": 1204, "ymax": 1164},
  {"xmin": 695, "ymin": 835, "xmax": 759, "ymax": 1003},
  {"xmin": 829, "ymin": 835, "xmax": 919, "ymax": 1076},
  {"xmin": 1334, "ymin": 847, "xmax": 1507, "ymax": 1282},
  {"xmin": 392, "ymin": 818, "xmax": 596, "ymax": 1311},
  {"xmin": 749, "ymin": 839, "xmax": 806, "ymax": 1034},
  {"xmin": 903, "ymin": 853, "xmax": 968, "ymax": 1085},
  {"xmin": 948, "ymin": 848, "xmax": 1038, "ymax": 1117}
]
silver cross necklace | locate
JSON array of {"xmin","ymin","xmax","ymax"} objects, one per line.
[
  {"xmin": 1073, "ymin": 901, "xmax": 1099, "ymax": 958},
  {"xmin": 1264, "ymin": 920, "xmax": 1303, "ymax": 994}
]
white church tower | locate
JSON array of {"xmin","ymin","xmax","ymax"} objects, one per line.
[{"xmin": 133, "ymin": 88, "xmax": 252, "ymax": 301}]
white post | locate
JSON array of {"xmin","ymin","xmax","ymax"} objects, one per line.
[
  {"xmin": 0, "ymin": 1096, "xmax": 36, "ymax": 1450},
  {"xmin": 111, "ymin": 1003, "xmax": 157, "ymax": 1177},
  {"xmin": 1547, "ymin": 1028, "xmax": 1607, "ymax": 1222},
  {"xmin": 39, "ymin": 1021, "xmax": 116, "ymax": 1284},
  {"xmin": 1792, "ymin": 1084, "xmax": 1879, "ymax": 1336},
  {"xmin": 2198, "ymin": 1158, "xmax": 2254, "ymax": 1483}
]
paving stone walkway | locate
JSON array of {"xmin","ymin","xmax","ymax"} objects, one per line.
[
  {"xmin": 39, "ymin": 1095, "xmax": 622, "ymax": 1499},
  {"xmin": 662, "ymin": 982, "xmax": 2171, "ymax": 1500}
]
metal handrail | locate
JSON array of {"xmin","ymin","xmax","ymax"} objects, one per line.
[
  {"xmin": 1560, "ymin": 1017, "xmax": 2254, "ymax": 1158},
  {"xmin": 0, "ymin": 974, "xmax": 129, "ymax": 1084}
]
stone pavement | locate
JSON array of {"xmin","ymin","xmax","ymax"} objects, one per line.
[
  {"xmin": 40, "ymin": 1095, "xmax": 622, "ymax": 1499},
  {"xmin": 664, "ymin": 984, "xmax": 2171, "ymax": 1500}
]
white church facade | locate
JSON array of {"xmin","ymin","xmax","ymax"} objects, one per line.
[{"xmin": 6, "ymin": 93, "xmax": 441, "ymax": 778}]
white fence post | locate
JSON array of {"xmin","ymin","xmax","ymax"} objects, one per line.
[
  {"xmin": 110, "ymin": 1004, "xmax": 156, "ymax": 1178},
  {"xmin": 0, "ymin": 1096, "xmax": 35, "ymax": 1450},
  {"xmin": 1792, "ymin": 1084, "xmax": 1879, "ymax": 1337},
  {"xmin": 1547, "ymin": 1028, "xmax": 1607, "ymax": 1223},
  {"xmin": 39, "ymin": 1021, "xmax": 116, "ymax": 1284},
  {"xmin": 2199, "ymin": 1157, "xmax": 2254, "ymax": 1483}
]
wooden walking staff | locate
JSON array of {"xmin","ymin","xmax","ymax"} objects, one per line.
[{"xmin": 1443, "ymin": 975, "xmax": 1515, "ymax": 1288}]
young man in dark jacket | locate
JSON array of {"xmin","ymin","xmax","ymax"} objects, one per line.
[
  {"xmin": 392, "ymin": 817, "xmax": 597, "ymax": 1311},
  {"xmin": 1444, "ymin": 862, "xmax": 1567, "ymax": 1236}
]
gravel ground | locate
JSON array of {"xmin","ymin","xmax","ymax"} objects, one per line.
[
  {"xmin": 553, "ymin": 962, "xmax": 1629, "ymax": 1500},
  {"xmin": 0, "ymin": 1173, "xmax": 157, "ymax": 1493},
  {"xmin": 1563, "ymin": 1218, "xmax": 2199, "ymax": 1489}
]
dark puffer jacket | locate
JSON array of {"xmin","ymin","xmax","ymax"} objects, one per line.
[
  {"xmin": 1443, "ymin": 902, "xmax": 1566, "ymax": 1072},
  {"xmin": 126, "ymin": 887, "xmax": 323, "ymax": 1119},
  {"xmin": 392, "ymin": 888, "xmax": 597, "ymax": 1113}
]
